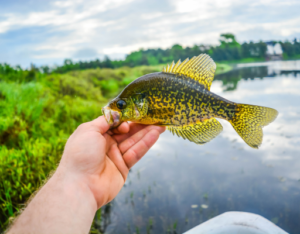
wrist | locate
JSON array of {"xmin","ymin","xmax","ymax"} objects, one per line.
[{"xmin": 52, "ymin": 167, "xmax": 98, "ymax": 213}]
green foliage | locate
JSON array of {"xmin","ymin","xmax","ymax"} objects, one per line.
[
  {"xmin": 219, "ymin": 33, "xmax": 240, "ymax": 48},
  {"xmin": 0, "ymin": 64, "xmax": 42, "ymax": 83},
  {"xmin": 173, "ymin": 220, "xmax": 178, "ymax": 230},
  {"xmin": 280, "ymin": 39, "xmax": 300, "ymax": 58}
]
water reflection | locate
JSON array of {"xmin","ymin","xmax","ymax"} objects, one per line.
[
  {"xmin": 215, "ymin": 62, "xmax": 300, "ymax": 92},
  {"xmin": 94, "ymin": 61, "xmax": 300, "ymax": 234},
  {"xmin": 215, "ymin": 66, "xmax": 269, "ymax": 91}
]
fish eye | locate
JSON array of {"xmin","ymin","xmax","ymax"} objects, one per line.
[{"xmin": 116, "ymin": 100, "xmax": 127, "ymax": 109}]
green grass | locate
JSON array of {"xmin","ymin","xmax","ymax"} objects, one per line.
[
  {"xmin": 283, "ymin": 54, "xmax": 300, "ymax": 60},
  {"xmin": 215, "ymin": 63, "xmax": 232, "ymax": 74},
  {"xmin": 0, "ymin": 63, "xmax": 232, "ymax": 230},
  {"xmin": 219, "ymin": 57, "xmax": 266, "ymax": 65}
]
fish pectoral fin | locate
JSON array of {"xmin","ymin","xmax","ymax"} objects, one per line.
[
  {"xmin": 162, "ymin": 54, "xmax": 216, "ymax": 90},
  {"xmin": 133, "ymin": 98, "xmax": 148, "ymax": 118},
  {"xmin": 167, "ymin": 118, "xmax": 223, "ymax": 145}
]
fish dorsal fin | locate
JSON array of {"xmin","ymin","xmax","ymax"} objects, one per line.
[
  {"xmin": 167, "ymin": 118, "xmax": 223, "ymax": 144},
  {"xmin": 162, "ymin": 54, "xmax": 216, "ymax": 90}
]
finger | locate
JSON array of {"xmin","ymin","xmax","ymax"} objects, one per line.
[
  {"xmin": 90, "ymin": 116, "xmax": 110, "ymax": 134},
  {"xmin": 113, "ymin": 123, "xmax": 165, "ymax": 144},
  {"xmin": 123, "ymin": 129, "xmax": 161, "ymax": 169},
  {"xmin": 110, "ymin": 122, "xmax": 130, "ymax": 135},
  {"xmin": 106, "ymin": 143, "xmax": 129, "ymax": 181},
  {"xmin": 118, "ymin": 125, "xmax": 165, "ymax": 154},
  {"xmin": 112, "ymin": 123, "xmax": 147, "ymax": 143}
]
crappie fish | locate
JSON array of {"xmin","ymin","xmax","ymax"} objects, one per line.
[{"xmin": 102, "ymin": 54, "xmax": 278, "ymax": 148}]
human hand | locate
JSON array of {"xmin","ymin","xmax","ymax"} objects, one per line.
[{"xmin": 57, "ymin": 116, "xmax": 165, "ymax": 208}]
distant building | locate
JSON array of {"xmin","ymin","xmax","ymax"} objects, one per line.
[
  {"xmin": 265, "ymin": 42, "xmax": 283, "ymax": 60},
  {"xmin": 199, "ymin": 45, "xmax": 211, "ymax": 52}
]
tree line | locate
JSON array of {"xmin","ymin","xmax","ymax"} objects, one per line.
[{"xmin": 2, "ymin": 34, "xmax": 300, "ymax": 74}]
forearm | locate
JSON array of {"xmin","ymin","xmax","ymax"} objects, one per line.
[{"xmin": 8, "ymin": 169, "xmax": 98, "ymax": 234}]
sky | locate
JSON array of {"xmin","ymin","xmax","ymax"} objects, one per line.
[{"xmin": 0, "ymin": 0, "xmax": 300, "ymax": 67}]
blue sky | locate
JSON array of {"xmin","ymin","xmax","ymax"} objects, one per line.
[{"xmin": 0, "ymin": 0, "xmax": 300, "ymax": 67}]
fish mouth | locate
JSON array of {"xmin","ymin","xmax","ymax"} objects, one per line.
[{"xmin": 102, "ymin": 106, "xmax": 122, "ymax": 129}]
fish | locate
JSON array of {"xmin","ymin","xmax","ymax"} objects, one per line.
[{"xmin": 102, "ymin": 54, "xmax": 278, "ymax": 148}]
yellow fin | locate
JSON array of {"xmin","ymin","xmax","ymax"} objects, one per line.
[
  {"xmin": 229, "ymin": 104, "xmax": 278, "ymax": 149},
  {"xmin": 163, "ymin": 54, "xmax": 216, "ymax": 90},
  {"xmin": 167, "ymin": 118, "xmax": 223, "ymax": 144}
]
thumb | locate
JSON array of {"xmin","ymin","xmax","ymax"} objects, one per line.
[{"xmin": 90, "ymin": 116, "xmax": 110, "ymax": 134}]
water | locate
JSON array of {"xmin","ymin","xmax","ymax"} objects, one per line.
[{"xmin": 94, "ymin": 61, "xmax": 300, "ymax": 234}]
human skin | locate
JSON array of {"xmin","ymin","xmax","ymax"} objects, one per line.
[{"xmin": 8, "ymin": 116, "xmax": 165, "ymax": 234}]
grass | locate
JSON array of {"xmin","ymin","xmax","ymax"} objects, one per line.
[
  {"xmin": 219, "ymin": 57, "xmax": 266, "ymax": 65},
  {"xmin": 283, "ymin": 54, "xmax": 300, "ymax": 60},
  {"xmin": 215, "ymin": 63, "xmax": 232, "ymax": 74},
  {"xmin": 0, "ymin": 63, "xmax": 233, "ymax": 230},
  {"xmin": 219, "ymin": 56, "xmax": 300, "ymax": 65}
]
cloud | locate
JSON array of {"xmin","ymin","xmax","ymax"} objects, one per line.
[{"xmin": 0, "ymin": 0, "xmax": 300, "ymax": 67}]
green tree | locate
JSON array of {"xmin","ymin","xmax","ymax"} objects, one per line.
[{"xmin": 219, "ymin": 33, "xmax": 240, "ymax": 48}]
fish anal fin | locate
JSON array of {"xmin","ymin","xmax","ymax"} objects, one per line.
[
  {"xmin": 162, "ymin": 54, "xmax": 216, "ymax": 90},
  {"xmin": 167, "ymin": 118, "xmax": 223, "ymax": 145}
]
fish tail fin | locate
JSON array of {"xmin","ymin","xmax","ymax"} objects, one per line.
[{"xmin": 229, "ymin": 104, "xmax": 278, "ymax": 149}]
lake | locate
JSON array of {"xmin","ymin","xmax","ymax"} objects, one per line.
[{"xmin": 93, "ymin": 60, "xmax": 300, "ymax": 234}]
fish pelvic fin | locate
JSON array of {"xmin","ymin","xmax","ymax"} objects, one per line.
[
  {"xmin": 162, "ymin": 54, "xmax": 216, "ymax": 90},
  {"xmin": 167, "ymin": 118, "xmax": 223, "ymax": 145},
  {"xmin": 229, "ymin": 104, "xmax": 278, "ymax": 149}
]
